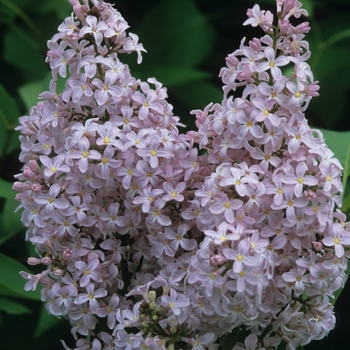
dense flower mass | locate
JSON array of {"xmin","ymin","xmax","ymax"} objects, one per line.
[{"xmin": 14, "ymin": 0, "xmax": 350, "ymax": 349}]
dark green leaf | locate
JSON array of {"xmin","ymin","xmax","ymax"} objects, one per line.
[
  {"xmin": 0, "ymin": 179, "xmax": 15, "ymax": 199},
  {"xmin": 318, "ymin": 129, "xmax": 350, "ymax": 191},
  {"xmin": 0, "ymin": 297, "xmax": 31, "ymax": 315},
  {"xmin": 0, "ymin": 196, "xmax": 25, "ymax": 245},
  {"xmin": 33, "ymin": 0, "xmax": 72, "ymax": 19},
  {"xmin": 132, "ymin": 67, "xmax": 211, "ymax": 87},
  {"xmin": 0, "ymin": 253, "xmax": 41, "ymax": 301},
  {"xmin": 172, "ymin": 80, "xmax": 222, "ymax": 110},
  {"xmin": 341, "ymin": 191, "xmax": 350, "ymax": 215},
  {"xmin": 18, "ymin": 81, "xmax": 42, "ymax": 112},
  {"xmin": 3, "ymin": 30, "xmax": 47, "ymax": 75},
  {"xmin": 34, "ymin": 304, "xmax": 63, "ymax": 338},
  {"xmin": 136, "ymin": 0, "xmax": 216, "ymax": 69},
  {"xmin": 0, "ymin": 84, "xmax": 20, "ymax": 128}
]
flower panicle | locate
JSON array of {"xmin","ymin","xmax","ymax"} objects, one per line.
[{"xmin": 13, "ymin": 0, "xmax": 350, "ymax": 349}]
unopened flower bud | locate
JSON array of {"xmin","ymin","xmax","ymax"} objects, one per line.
[
  {"xmin": 32, "ymin": 183, "xmax": 44, "ymax": 192},
  {"xmin": 23, "ymin": 167, "xmax": 36, "ymax": 181},
  {"xmin": 149, "ymin": 301, "xmax": 156, "ymax": 311},
  {"xmin": 41, "ymin": 256, "xmax": 53, "ymax": 265},
  {"xmin": 27, "ymin": 257, "xmax": 41, "ymax": 266},
  {"xmin": 53, "ymin": 268, "xmax": 64, "ymax": 276},
  {"xmin": 62, "ymin": 249, "xmax": 72, "ymax": 261},
  {"xmin": 211, "ymin": 254, "xmax": 227, "ymax": 265},
  {"xmin": 312, "ymin": 241, "xmax": 323, "ymax": 252},
  {"xmin": 278, "ymin": 19, "xmax": 290, "ymax": 33},
  {"xmin": 295, "ymin": 21, "xmax": 310, "ymax": 34},
  {"xmin": 28, "ymin": 160, "xmax": 39, "ymax": 172},
  {"xmin": 149, "ymin": 290, "xmax": 156, "ymax": 302},
  {"xmin": 304, "ymin": 189, "xmax": 316, "ymax": 199},
  {"xmin": 13, "ymin": 182, "xmax": 31, "ymax": 191}
]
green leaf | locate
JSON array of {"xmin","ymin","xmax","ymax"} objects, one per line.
[
  {"xmin": 18, "ymin": 81, "xmax": 42, "ymax": 112},
  {"xmin": 0, "ymin": 84, "xmax": 20, "ymax": 128},
  {"xmin": 318, "ymin": 129, "xmax": 350, "ymax": 191},
  {"xmin": 0, "ymin": 253, "xmax": 41, "ymax": 301},
  {"xmin": 136, "ymin": 0, "xmax": 216, "ymax": 69},
  {"xmin": 300, "ymin": 0, "xmax": 314, "ymax": 18},
  {"xmin": 34, "ymin": 304, "xmax": 63, "ymax": 338},
  {"xmin": 341, "ymin": 191, "xmax": 350, "ymax": 215},
  {"xmin": 36, "ymin": 0, "xmax": 72, "ymax": 19},
  {"xmin": 3, "ymin": 30, "xmax": 47, "ymax": 75},
  {"xmin": 0, "ymin": 85, "xmax": 20, "ymax": 155},
  {"xmin": 172, "ymin": 80, "xmax": 222, "ymax": 110},
  {"xmin": 132, "ymin": 67, "xmax": 211, "ymax": 88},
  {"xmin": 0, "ymin": 297, "xmax": 31, "ymax": 315},
  {"xmin": 0, "ymin": 196, "xmax": 25, "ymax": 245},
  {"xmin": 0, "ymin": 179, "xmax": 15, "ymax": 199}
]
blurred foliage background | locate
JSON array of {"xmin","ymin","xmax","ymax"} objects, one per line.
[{"xmin": 0, "ymin": 0, "xmax": 350, "ymax": 349}]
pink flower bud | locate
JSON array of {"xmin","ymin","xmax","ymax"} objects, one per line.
[
  {"xmin": 312, "ymin": 241, "xmax": 323, "ymax": 252},
  {"xmin": 187, "ymin": 130, "xmax": 199, "ymax": 139},
  {"xmin": 41, "ymin": 256, "xmax": 53, "ymax": 265},
  {"xmin": 23, "ymin": 166, "xmax": 36, "ymax": 181},
  {"xmin": 27, "ymin": 257, "xmax": 42, "ymax": 266},
  {"xmin": 303, "ymin": 81, "xmax": 320, "ymax": 97},
  {"xmin": 249, "ymin": 38, "xmax": 262, "ymax": 52},
  {"xmin": 13, "ymin": 182, "xmax": 31, "ymax": 192},
  {"xmin": 28, "ymin": 160, "xmax": 39, "ymax": 172},
  {"xmin": 32, "ymin": 183, "xmax": 44, "ymax": 192},
  {"xmin": 225, "ymin": 54, "xmax": 239, "ymax": 68},
  {"xmin": 62, "ymin": 249, "xmax": 73, "ymax": 261},
  {"xmin": 295, "ymin": 22, "xmax": 310, "ymax": 34},
  {"xmin": 54, "ymin": 268, "xmax": 64, "ymax": 276},
  {"xmin": 15, "ymin": 193, "xmax": 31, "ymax": 201},
  {"xmin": 278, "ymin": 19, "xmax": 291, "ymax": 34},
  {"xmin": 211, "ymin": 254, "xmax": 227, "ymax": 265},
  {"xmin": 304, "ymin": 189, "xmax": 316, "ymax": 199}
]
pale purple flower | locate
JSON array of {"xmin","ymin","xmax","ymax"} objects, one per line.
[
  {"xmin": 122, "ymin": 33, "xmax": 146, "ymax": 64},
  {"xmin": 63, "ymin": 73, "xmax": 94, "ymax": 103},
  {"xmin": 209, "ymin": 196, "xmax": 243, "ymax": 223},
  {"xmin": 70, "ymin": 137, "xmax": 101, "ymax": 173},
  {"xmin": 96, "ymin": 294, "xmax": 120, "ymax": 330},
  {"xmin": 136, "ymin": 137, "xmax": 172, "ymax": 168},
  {"xmin": 161, "ymin": 288, "xmax": 190, "ymax": 316},
  {"xmin": 256, "ymin": 46, "xmax": 289, "ymax": 80},
  {"xmin": 323, "ymin": 225, "xmax": 350, "ymax": 258},
  {"xmin": 223, "ymin": 239, "xmax": 258, "ymax": 273},
  {"xmin": 40, "ymin": 154, "xmax": 70, "ymax": 178},
  {"xmin": 33, "ymin": 183, "xmax": 69, "ymax": 216},
  {"xmin": 19, "ymin": 270, "xmax": 49, "ymax": 291},
  {"xmin": 162, "ymin": 182, "xmax": 186, "ymax": 202},
  {"xmin": 282, "ymin": 267, "xmax": 308, "ymax": 296},
  {"xmin": 282, "ymin": 162, "xmax": 318, "ymax": 197},
  {"xmin": 100, "ymin": 203, "xmax": 128, "ymax": 231},
  {"xmin": 92, "ymin": 71, "xmax": 122, "ymax": 105},
  {"xmin": 74, "ymin": 283, "xmax": 107, "ymax": 313},
  {"xmin": 75, "ymin": 253, "xmax": 103, "ymax": 287},
  {"xmin": 131, "ymin": 90, "xmax": 164, "ymax": 120},
  {"xmin": 79, "ymin": 15, "xmax": 108, "ymax": 45}
]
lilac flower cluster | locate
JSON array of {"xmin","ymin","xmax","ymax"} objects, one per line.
[{"xmin": 14, "ymin": 0, "xmax": 350, "ymax": 349}]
